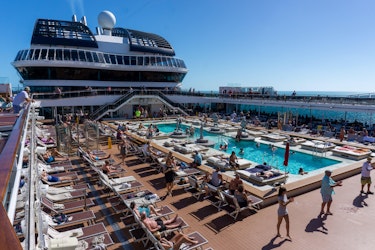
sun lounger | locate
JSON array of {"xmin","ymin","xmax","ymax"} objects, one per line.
[
  {"xmin": 300, "ymin": 140, "xmax": 336, "ymax": 152},
  {"xmin": 44, "ymin": 183, "xmax": 87, "ymax": 195},
  {"xmin": 185, "ymin": 176, "xmax": 206, "ymax": 200},
  {"xmin": 47, "ymin": 222, "xmax": 107, "ymax": 240},
  {"xmin": 79, "ymin": 232, "xmax": 114, "ymax": 249},
  {"xmin": 41, "ymin": 196, "xmax": 94, "ymax": 214},
  {"xmin": 42, "ymin": 210, "xmax": 96, "ymax": 229},
  {"xmin": 221, "ymin": 190, "xmax": 263, "ymax": 220},
  {"xmin": 45, "ymin": 190, "xmax": 87, "ymax": 202},
  {"xmin": 204, "ymin": 183, "xmax": 227, "ymax": 211},
  {"xmin": 260, "ymin": 133, "xmax": 288, "ymax": 142},
  {"xmin": 41, "ymin": 172, "xmax": 79, "ymax": 186},
  {"xmin": 331, "ymin": 145, "xmax": 371, "ymax": 160},
  {"xmin": 283, "ymin": 137, "xmax": 306, "ymax": 146},
  {"xmin": 237, "ymin": 165, "xmax": 288, "ymax": 186}
]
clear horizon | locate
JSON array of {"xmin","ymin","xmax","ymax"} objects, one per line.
[{"xmin": 1, "ymin": 0, "xmax": 375, "ymax": 92}]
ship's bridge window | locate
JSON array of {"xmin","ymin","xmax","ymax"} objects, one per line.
[
  {"xmin": 137, "ymin": 56, "xmax": 143, "ymax": 66},
  {"xmin": 15, "ymin": 50, "xmax": 23, "ymax": 61},
  {"xmin": 55, "ymin": 49, "xmax": 62, "ymax": 60},
  {"xmin": 92, "ymin": 52, "xmax": 99, "ymax": 63},
  {"xmin": 144, "ymin": 57, "xmax": 150, "ymax": 65},
  {"xmin": 97, "ymin": 53, "xmax": 105, "ymax": 63},
  {"xmin": 109, "ymin": 54, "xmax": 117, "ymax": 64},
  {"xmin": 85, "ymin": 51, "xmax": 93, "ymax": 62},
  {"xmin": 156, "ymin": 57, "xmax": 162, "ymax": 66},
  {"xmin": 161, "ymin": 57, "xmax": 168, "ymax": 66},
  {"xmin": 32, "ymin": 49, "xmax": 40, "ymax": 60},
  {"xmin": 71, "ymin": 50, "xmax": 78, "ymax": 61},
  {"xmin": 40, "ymin": 49, "xmax": 48, "ymax": 60},
  {"xmin": 78, "ymin": 51, "xmax": 86, "ymax": 62},
  {"xmin": 116, "ymin": 55, "xmax": 123, "ymax": 65},
  {"xmin": 150, "ymin": 56, "xmax": 156, "ymax": 66},
  {"xmin": 130, "ymin": 56, "xmax": 137, "ymax": 65},
  {"xmin": 26, "ymin": 49, "xmax": 34, "ymax": 60},
  {"xmin": 63, "ymin": 49, "xmax": 70, "ymax": 61},
  {"xmin": 21, "ymin": 50, "xmax": 30, "ymax": 61},
  {"xmin": 48, "ymin": 49, "xmax": 55, "ymax": 60},
  {"xmin": 103, "ymin": 54, "xmax": 110, "ymax": 64},
  {"xmin": 124, "ymin": 56, "xmax": 130, "ymax": 65}
]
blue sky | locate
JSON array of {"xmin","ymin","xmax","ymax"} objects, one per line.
[{"xmin": 1, "ymin": 0, "xmax": 375, "ymax": 93}]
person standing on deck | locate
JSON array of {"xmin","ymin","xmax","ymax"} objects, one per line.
[
  {"xmin": 360, "ymin": 157, "xmax": 374, "ymax": 194},
  {"xmin": 320, "ymin": 170, "xmax": 342, "ymax": 216},
  {"xmin": 13, "ymin": 87, "xmax": 33, "ymax": 113},
  {"xmin": 276, "ymin": 186, "xmax": 293, "ymax": 240}
]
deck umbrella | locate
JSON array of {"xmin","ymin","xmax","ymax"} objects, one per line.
[{"xmin": 283, "ymin": 142, "xmax": 290, "ymax": 166}]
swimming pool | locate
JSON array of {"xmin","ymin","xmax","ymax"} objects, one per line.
[{"xmin": 155, "ymin": 123, "xmax": 341, "ymax": 175}]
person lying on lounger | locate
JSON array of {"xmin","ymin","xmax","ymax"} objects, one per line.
[
  {"xmin": 43, "ymin": 149, "xmax": 68, "ymax": 163},
  {"xmin": 158, "ymin": 231, "xmax": 199, "ymax": 250},
  {"xmin": 130, "ymin": 201, "xmax": 162, "ymax": 218},
  {"xmin": 141, "ymin": 212, "xmax": 183, "ymax": 233},
  {"xmin": 256, "ymin": 171, "xmax": 274, "ymax": 178},
  {"xmin": 41, "ymin": 171, "xmax": 75, "ymax": 182},
  {"xmin": 88, "ymin": 151, "xmax": 111, "ymax": 161}
]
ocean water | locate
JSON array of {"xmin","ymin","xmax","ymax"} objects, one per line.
[{"xmin": 156, "ymin": 123, "xmax": 340, "ymax": 174}]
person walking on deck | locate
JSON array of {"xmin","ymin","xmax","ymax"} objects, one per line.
[
  {"xmin": 320, "ymin": 170, "xmax": 342, "ymax": 216},
  {"xmin": 276, "ymin": 186, "xmax": 294, "ymax": 240},
  {"xmin": 360, "ymin": 157, "xmax": 374, "ymax": 194}
]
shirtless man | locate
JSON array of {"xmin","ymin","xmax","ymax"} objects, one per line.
[
  {"xmin": 141, "ymin": 212, "xmax": 183, "ymax": 232},
  {"xmin": 101, "ymin": 160, "xmax": 122, "ymax": 175}
]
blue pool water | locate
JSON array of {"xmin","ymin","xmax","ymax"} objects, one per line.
[{"xmin": 155, "ymin": 123, "xmax": 340, "ymax": 174}]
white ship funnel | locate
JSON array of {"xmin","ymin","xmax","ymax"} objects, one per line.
[
  {"xmin": 81, "ymin": 16, "xmax": 87, "ymax": 26},
  {"xmin": 72, "ymin": 14, "xmax": 77, "ymax": 22}
]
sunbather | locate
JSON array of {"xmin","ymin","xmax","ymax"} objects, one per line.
[
  {"xmin": 43, "ymin": 149, "xmax": 68, "ymax": 163},
  {"xmin": 41, "ymin": 171, "xmax": 75, "ymax": 182},
  {"xmin": 88, "ymin": 151, "xmax": 111, "ymax": 161},
  {"xmin": 234, "ymin": 185, "xmax": 252, "ymax": 208},
  {"xmin": 256, "ymin": 171, "xmax": 274, "ymax": 178},
  {"xmin": 130, "ymin": 201, "xmax": 161, "ymax": 218},
  {"xmin": 141, "ymin": 212, "xmax": 183, "ymax": 233},
  {"xmin": 158, "ymin": 231, "xmax": 198, "ymax": 250},
  {"xmin": 101, "ymin": 160, "xmax": 121, "ymax": 174}
]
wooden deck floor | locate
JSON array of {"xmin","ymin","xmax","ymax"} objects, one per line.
[{"xmin": 68, "ymin": 143, "xmax": 375, "ymax": 250}]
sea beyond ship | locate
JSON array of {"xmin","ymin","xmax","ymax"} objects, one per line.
[{"xmin": 3, "ymin": 9, "xmax": 375, "ymax": 250}]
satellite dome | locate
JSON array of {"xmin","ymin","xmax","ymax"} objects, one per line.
[{"xmin": 98, "ymin": 10, "xmax": 116, "ymax": 29}]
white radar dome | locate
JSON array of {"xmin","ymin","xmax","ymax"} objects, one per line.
[{"xmin": 98, "ymin": 10, "xmax": 116, "ymax": 29}]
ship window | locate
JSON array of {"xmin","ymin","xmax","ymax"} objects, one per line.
[
  {"xmin": 156, "ymin": 57, "xmax": 162, "ymax": 66},
  {"xmin": 41, "ymin": 49, "xmax": 48, "ymax": 60},
  {"xmin": 116, "ymin": 55, "xmax": 123, "ymax": 65},
  {"xmin": 26, "ymin": 49, "xmax": 34, "ymax": 60},
  {"xmin": 124, "ymin": 56, "xmax": 129, "ymax": 65},
  {"xmin": 150, "ymin": 57, "xmax": 155, "ymax": 66},
  {"xmin": 97, "ymin": 53, "xmax": 105, "ymax": 63},
  {"xmin": 78, "ymin": 50, "xmax": 86, "ymax": 61},
  {"xmin": 15, "ymin": 50, "xmax": 23, "ymax": 61},
  {"xmin": 85, "ymin": 51, "xmax": 93, "ymax": 62},
  {"xmin": 48, "ymin": 49, "xmax": 55, "ymax": 60},
  {"xmin": 130, "ymin": 56, "xmax": 137, "ymax": 65},
  {"xmin": 63, "ymin": 49, "xmax": 70, "ymax": 61},
  {"xmin": 109, "ymin": 54, "xmax": 117, "ymax": 64},
  {"xmin": 55, "ymin": 49, "xmax": 62, "ymax": 60},
  {"xmin": 22, "ymin": 50, "xmax": 30, "ymax": 60},
  {"xmin": 71, "ymin": 50, "xmax": 78, "ymax": 61},
  {"xmin": 144, "ymin": 57, "xmax": 150, "ymax": 65},
  {"xmin": 162, "ymin": 57, "xmax": 167, "ymax": 66},
  {"xmin": 92, "ymin": 52, "xmax": 99, "ymax": 63},
  {"xmin": 104, "ymin": 54, "xmax": 110, "ymax": 64},
  {"xmin": 32, "ymin": 49, "xmax": 40, "ymax": 60},
  {"xmin": 137, "ymin": 56, "xmax": 143, "ymax": 66},
  {"xmin": 175, "ymin": 59, "xmax": 181, "ymax": 67}
]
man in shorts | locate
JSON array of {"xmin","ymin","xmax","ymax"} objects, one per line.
[
  {"xmin": 320, "ymin": 170, "xmax": 342, "ymax": 216},
  {"xmin": 361, "ymin": 157, "xmax": 374, "ymax": 194}
]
